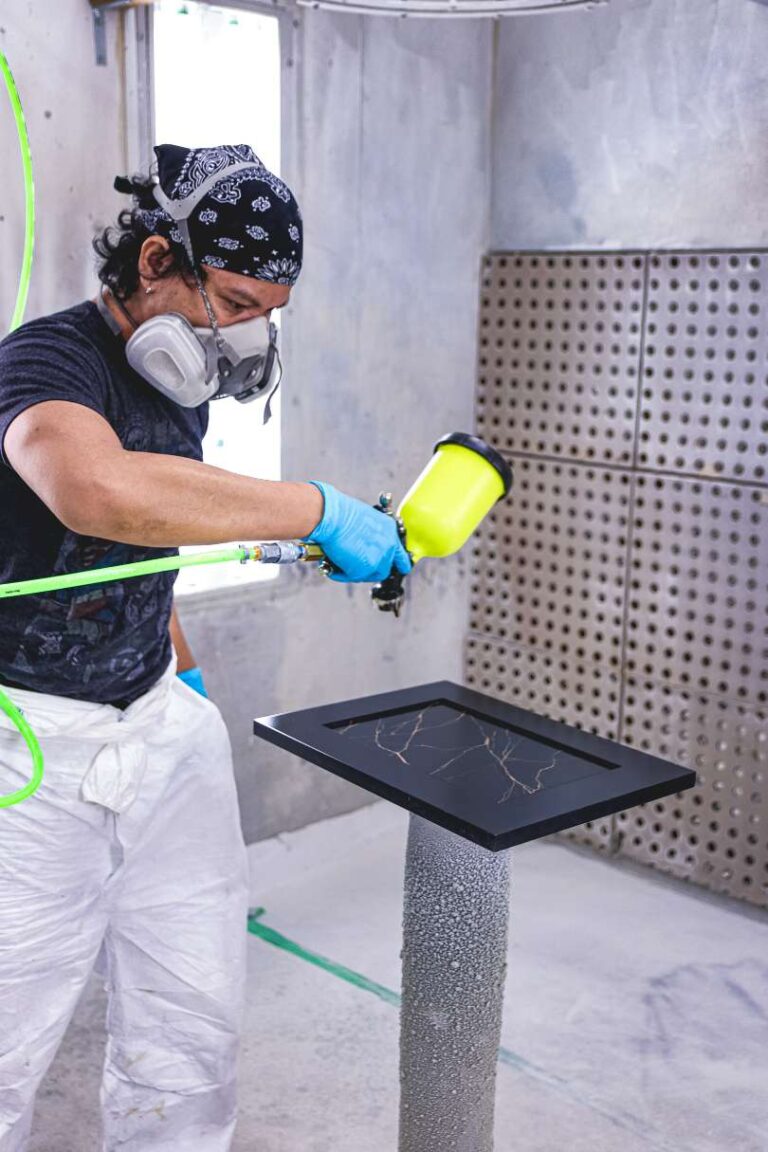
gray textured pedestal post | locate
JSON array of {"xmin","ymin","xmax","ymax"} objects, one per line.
[{"xmin": 399, "ymin": 814, "xmax": 511, "ymax": 1152}]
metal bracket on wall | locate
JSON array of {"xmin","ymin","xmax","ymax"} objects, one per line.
[{"xmin": 89, "ymin": 0, "xmax": 153, "ymax": 66}]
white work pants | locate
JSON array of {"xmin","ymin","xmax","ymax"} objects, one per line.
[{"xmin": 0, "ymin": 650, "xmax": 249, "ymax": 1151}]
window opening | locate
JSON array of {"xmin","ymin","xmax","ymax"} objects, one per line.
[{"xmin": 153, "ymin": 0, "xmax": 282, "ymax": 592}]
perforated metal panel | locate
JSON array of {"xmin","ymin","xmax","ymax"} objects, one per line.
[
  {"xmin": 468, "ymin": 250, "xmax": 768, "ymax": 905},
  {"xmin": 468, "ymin": 458, "xmax": 632, "ymax": 670},
  {"xmin": 627, "ymin": 475, "xmax": 768, "ymax": 707},
  {"xmin": 477, "ymin": 252, "xmax": 644, "ymax": 466},
  {"xmin": 620, "ymin": 680, "xmax": 768, "ymax": 903},
  {"xmin": 640, "ymin": 253, "xmax": 768, "ymax": 483},
  {"xmin": 464, "ymin": 635, "xmax": 622, "ymax": 738}
]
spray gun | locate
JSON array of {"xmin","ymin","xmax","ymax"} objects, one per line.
[
  {"xmin": 368, "ymin": 492, "xmax": 406, "ymax": 615},
  {"xmin": 302, "ymin": 431, "xmax": 512, "ymax": 617},
  {"xmin": 367, "ymin": 432, "xmax": 513, "ymax": 618},
  {"xmin": 246, "ymin": 432, "xmax": 512, "ymax": 619}
]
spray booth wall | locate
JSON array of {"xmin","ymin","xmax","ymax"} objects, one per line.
[
  {"xmin": 183, "ymin": 13, "xmax": 493, "ymax": 842},
  {"xmin": 0, "ymin": 1, "xmax": 493, "ymax": 842},
  {"xmin": 467, "ymin": 0, "xmax": 768, "ymax": 907}
]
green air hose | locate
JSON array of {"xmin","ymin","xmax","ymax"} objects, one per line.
[
  {"xmin": 0, "ymin": 552, "xmax": 250, "ymax": 809},
  {"xmin": 0, "ymin": 544, "xmax": 323, "ymax": 808},
  {"xmin": 0, "ymin": 689, "xmax": 44, "ymax": 808},
  {"xmin": 0, "ymin": 47, "xmax": 40, "ymax": 808},
  {"xmin": 0, "ymin": 546, "xmax": 258, "ymax": 600},
  {"xmin": 0, "ymin": 51, "xmax": 35, "ymax": 333}
]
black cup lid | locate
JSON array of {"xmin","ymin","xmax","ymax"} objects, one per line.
[{"xmin": 433, "ymin": 432, "xmax": 513, "ymax": 498}]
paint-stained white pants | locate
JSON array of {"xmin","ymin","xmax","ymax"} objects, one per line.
[{"xmin": 0, "ymin": 650, "xmax": 249, "ymax": 1151}]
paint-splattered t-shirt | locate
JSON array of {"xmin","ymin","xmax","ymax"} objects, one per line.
[{"xmin": 0, "ymin": 300, "xmax": 208, "ymax": 707}]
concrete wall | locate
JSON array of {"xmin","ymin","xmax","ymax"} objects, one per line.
[
  {"xmin": 491, "ymin": 0, "xmax": 768, "ymax": 250},
  {"xmin": 180, "ymin": 14, "xmax": 493, "ymax": 842},
  {"xmin": 0, "ymin": 1, "xmax": 125, "ymax": 320}
]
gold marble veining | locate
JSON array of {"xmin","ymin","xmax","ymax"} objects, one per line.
[{"xmin": 335, "ymin": 704, "xmax": 577, "ymax": 805}]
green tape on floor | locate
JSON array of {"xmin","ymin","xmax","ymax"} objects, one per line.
[
  {"xmin": 248, "ymin": 907, "xmax": 400, "ymax": 1008},
  {"xmin": 246, "ymin": 907, "xmax": 682, "ymax": 1151},
  {"xmin": 247, "ymin": 908, "xmax": 556, "ymax": 1072}
]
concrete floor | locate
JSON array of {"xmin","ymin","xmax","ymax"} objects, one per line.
[{"xmin": 29, "ymin": 803, "xmax": 768, "ymax": 1152}]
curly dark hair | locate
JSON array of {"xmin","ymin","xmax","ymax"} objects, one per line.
[{"xmin": 92, "ymin": 175, "xmax": 206, "ymax": 300}]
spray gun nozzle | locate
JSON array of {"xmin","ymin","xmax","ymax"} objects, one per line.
[
  {"xmin": 371, "ymin": 568, "xmax": 406, "ymax": 617},
  {"xmin": 370, "ymin": 505, "xmax": 410, "ymax": 618}
]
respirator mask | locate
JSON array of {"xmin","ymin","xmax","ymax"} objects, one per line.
[
  {"xmin": 98, "ymin": 158, "xmax": 284, "ymax": 423},
  {"xmin": 109, "ymin": 305, "xmax": 282, "ymax": 419}
]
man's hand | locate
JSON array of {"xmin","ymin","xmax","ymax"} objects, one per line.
[
  {"xmin": 302, "ymin": 481, "xmax": 412, "ymax": 583},
  {"xmin": 176, "ymin": 667, "xmax": 208, "ymax": 698}
]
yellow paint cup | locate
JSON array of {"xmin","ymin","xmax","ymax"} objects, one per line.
[{"xmin": 397, "ymin": 433, "xmax": 513, "ymax": 564}]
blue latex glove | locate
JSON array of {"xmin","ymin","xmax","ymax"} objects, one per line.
[
  {"xmin": 177, "ymin": 666, "xmax": 209, "ymax": 698},
  {"xmin": 302, "ymin": 481, "xmax": 413, "ymax": 584}
]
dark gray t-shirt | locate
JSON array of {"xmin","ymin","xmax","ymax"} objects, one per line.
[{"xmin": 0, "ymin": 300, "xmax": 208, "ymax": 707}]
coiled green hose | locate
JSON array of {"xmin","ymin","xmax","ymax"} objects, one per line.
[
  {"xmin": 0, "ymin": 690, "xmax": 44, "ymax": 808},
  {"xmin": 0, "ymin": 48, "xmax": 41, "ymax": 808},
  {"xmin": 0, "ymin": 51, "xmax": 35, "ymax": 332},
  {"xmin": 0, "ymin": 545, "xmax": 320, "ymax": 806}
]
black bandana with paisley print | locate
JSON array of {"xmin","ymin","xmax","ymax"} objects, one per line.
[{"xmin": 122, "ymin": 143, "xmax": 303, "ymax": 286}]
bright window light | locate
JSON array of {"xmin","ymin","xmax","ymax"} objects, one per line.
[{"xmin": 153, "ymin": 0, "xmax": 282, "ymax": 593}]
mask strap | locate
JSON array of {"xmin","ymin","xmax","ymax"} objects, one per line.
[
  {"xmin": 189, "ymin": 256, "xmax": 226, "ymax": 351},
  {"xmin": 151, "ymin": 161, "xmax": 257, "ymax": 226},
  {"xmin": 94, "ymin": 287, "xmax": 122, "ymax": 335},
  {"xmin": 152, "ymin": 207, "xmax": 224, "ymax": 356},
  {"xmin": 95, "ymin": 286, "xmax": 138, "ymax": 336},
  {"xmin": 261, "ymin": 343, "xmax": 283, "ymax": 426}
]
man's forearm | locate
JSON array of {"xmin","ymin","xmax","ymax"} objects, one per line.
[{"xmin": 82, "ymin": 450, "xmax": 324, "ymax": 547}]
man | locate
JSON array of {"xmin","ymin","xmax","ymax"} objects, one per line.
[{"xmin": 0, "ymin": 144, "xmax": 411, "ymax": 1151}]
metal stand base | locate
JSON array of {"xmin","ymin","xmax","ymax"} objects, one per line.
[{"xmin": 399, "ymin": 815, "xmax": 511, "ymax": 1152}]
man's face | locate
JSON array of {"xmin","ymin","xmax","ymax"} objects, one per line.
[{"xmin": 136, "ymin": 236, "xmax": 292, "ymax": 328}]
